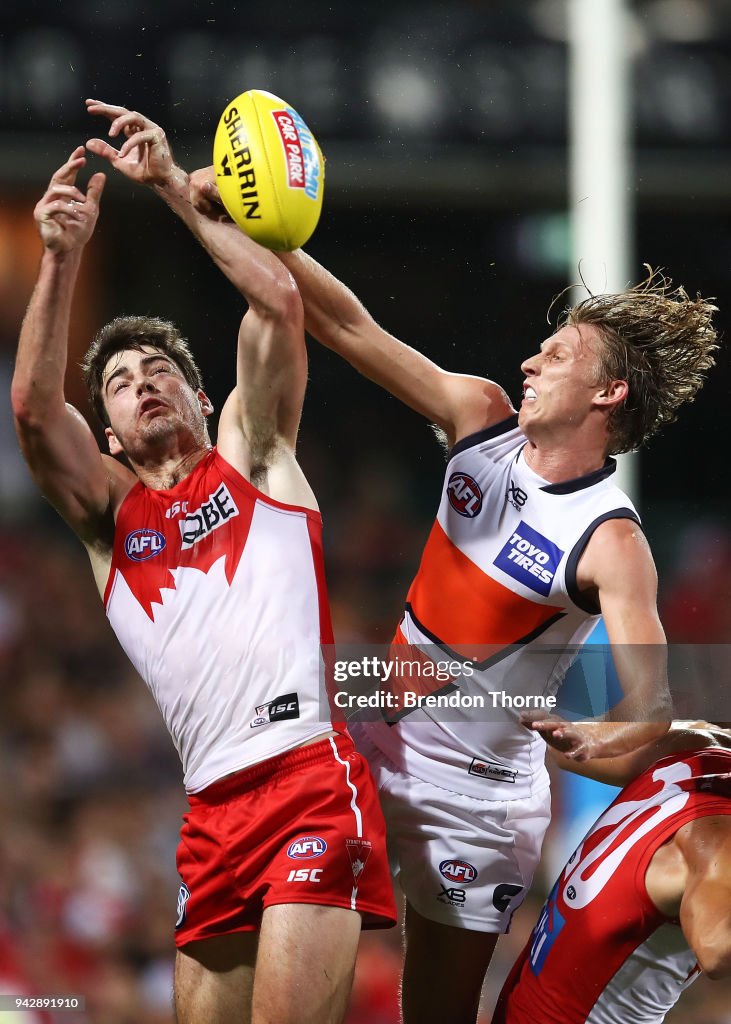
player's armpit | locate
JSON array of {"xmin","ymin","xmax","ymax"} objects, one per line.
[{"xmin": 678, "ymin": 815, "xmax": 731, "ymax": 979}]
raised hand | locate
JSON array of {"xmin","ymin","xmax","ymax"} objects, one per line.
[
  {"xmin": 189, "ymin": 166, "xmax": 232, "ymax": 223},
  {"xmin": 85, "ymin": 98, "xmax": 175, "ymax": 187},
  {"xmin": 35, "ymin": 147, "xmax": 105, "ymax": 254}
]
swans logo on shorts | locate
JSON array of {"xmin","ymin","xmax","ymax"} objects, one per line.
[
  {"xmin": 288, "ymin": 836, "xmax": 328, "ymax": 859},
  {"xmin": 440, "ymin": 859, "xmax": 478, "ymax": 884},
  {"xmin": 447, "ymin": 473, "xmax": 483, "ymax": 518},
  {"xmin": 493, "ymin": 521, "xmax": 564, "ymax": 596},
  {"xmin": 175, "ymin": 882, "xmax": 190, "ymax": 928},
  {"xmin": 125, "ymin": 528, "xmax": 166, "ymax": 561}
]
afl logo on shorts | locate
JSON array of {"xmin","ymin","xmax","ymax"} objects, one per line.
[
  {"xmin": 447, "ymin": 473, "xmax": 483, "ymax": 518},
  {"xmin": 288, "ymin": 836, "xmax": 328, "ymax": 859},
  {"xmin": 125, "ymin": 528, "xmax": 166, "ymax": 561},
  {"xmin": 440, "ymin": 859, "xmax": 478, "ymax": 884}
]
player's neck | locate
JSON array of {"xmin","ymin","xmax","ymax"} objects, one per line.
[
  {"xmin": 521, "ymin": 437, "xmax": 609, "ymax": 484},
  {"xmin": 131, "ymin": 442, "xmax": 213, "ymax": 491}
]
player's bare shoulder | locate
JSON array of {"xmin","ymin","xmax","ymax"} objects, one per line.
[
  {"xmin": 447, "ymin": 374, "xmax": 516, "ymax": 446},
  {"xmin": 216, "ymin": 389, "xmax": 318, "ymax": 512},
  {"xmin": 82, "ymin": 454, "xmax": 137, "ymax": 592},
  {"xmin": 575, "ymin": 515, "xmax": 656, "ymax": 596}
]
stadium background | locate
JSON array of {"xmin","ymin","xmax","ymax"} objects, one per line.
[{"xmin": 1, "ymin": 1, "xmax": 729, "ymax": 1020}]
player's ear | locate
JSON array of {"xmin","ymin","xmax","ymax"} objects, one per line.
[
  {"xmin": 594, "ymin": 379, "xmax": 628, "ymax": 410},
  {"xmin": 105, "ymin": 426, "xmax": 123, "ymax": 455},
  {"xmin": 198, "ymin": 390, "xmax": 214, "ymax": 418}
]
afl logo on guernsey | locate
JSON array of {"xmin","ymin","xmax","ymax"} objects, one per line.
[
  {"xmin": 447, "ymin": 473, "xmax": 483, "ymax": 518},
  {"xmin": 125, "ymin": 528, "xmax": 166, "ymax": 561},
  {"xmin": 440, "ymin": 859, "xmax": 478, "ymax": 883},
  {"xmin": 288, "ymin": 836, "xmax": 328, "ymax": 859}
]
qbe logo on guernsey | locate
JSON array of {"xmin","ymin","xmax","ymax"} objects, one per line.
[{"xmin": 493, "ymin": 521, "xmax": 564, "ymax": 596}]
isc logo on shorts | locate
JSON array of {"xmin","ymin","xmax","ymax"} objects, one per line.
[
  {"xmin": 493, "ymin": 520, "xmax": 564, "ymax": 596},
  {"xmin": 439, "ymin": 859, "xmax": 478, "ymax": 884},
  {"xmin": 447, "ymin": 472, "xmax": 483, "ymax": 518},
  {"xmin": 287, "ymin": 836, "xmax": 328, "ymax": 859},
  {"xmin": 125, "ymin": 528, "xmax": 166, "ymax": 561}
]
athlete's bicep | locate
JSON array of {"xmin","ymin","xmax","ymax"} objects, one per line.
[{"xmin": 15, "ymin": 401, "xmax": 125, "ymax": 542}]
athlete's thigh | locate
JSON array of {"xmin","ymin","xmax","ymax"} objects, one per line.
[
  {"xmin": 252, "ymin": 903, "xmax": 362, "ymax": 1024},
  {"xmin": 402, "ymin": 904, "xmax": 499, "ymax": 1024},
  {"xmin": 175, "ymin": 932, "xmax": 258, "ymax": 1024}
]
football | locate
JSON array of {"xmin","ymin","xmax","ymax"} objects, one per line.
[{"xmin": 213, "ymin": 89, "xmax": 325, "ymax": 251}]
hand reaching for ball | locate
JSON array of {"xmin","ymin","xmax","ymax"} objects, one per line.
[
  {"xmin": 189, "ymin": 167, "xmax": 231, "ymax": 222},
  {"xmin": 85, "ymin": 99, "xmax": 176, "ymax": 187}
]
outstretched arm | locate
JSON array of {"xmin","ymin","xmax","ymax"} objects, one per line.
[
  {"xmin": 86, "ymin": 102, "xmax": 307, "ymax": 484},
  {"xmin": 11, "ymin": 150, "xmax": 130, "ymax": 544},
  {"xmin": 527, "ymin": 519, "xmax": 671, "ymax": 761},
  {"xmin": 189, "ymin": 168, "xmax": 514, "ymax": 447}
]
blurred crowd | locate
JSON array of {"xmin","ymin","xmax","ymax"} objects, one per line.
[{"xmin": 1, "ymin": 447, "xmax": 730, "ymax": 1022}]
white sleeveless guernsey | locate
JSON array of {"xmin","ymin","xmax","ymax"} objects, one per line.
[
  {"xmin": 104, "ymin": 449, "xmax": 340, "ymax": 793},
  {"xmin": 364, "ymin": 415, "xmax": 640, "ymax": 800}
]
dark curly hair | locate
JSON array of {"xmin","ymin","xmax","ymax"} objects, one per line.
[
  {"xmin": 81, "ymin": 315, "xmax": 204, "ymax": 426},
  {"xmin": 559, "ymin": 268, "xmax": 719, "ymax": 454}
]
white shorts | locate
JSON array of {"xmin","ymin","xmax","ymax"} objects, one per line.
[{"xmin": 354, "ymin": 725, "xmax": 551, "ymax": 933}]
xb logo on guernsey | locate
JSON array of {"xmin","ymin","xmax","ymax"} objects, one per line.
[
  {"xmin": 447, "ymin": 472, "xmax": 483, "ymax": 518},
  {"xmin": 125, "ymin": 528, "xmax": 166, "ymax": 561}
]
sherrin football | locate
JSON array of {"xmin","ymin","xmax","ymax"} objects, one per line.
[{"xmin": 213, "ymin": 89, "xmax": 325, "ymax": 251}]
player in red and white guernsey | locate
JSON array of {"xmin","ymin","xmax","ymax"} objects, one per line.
[
  {"xmin": 189, "ymin": 173, "xmax": 719, "ymax": 1022},
  {"xmin": 12, "ymin": 105, "xmax": 395, "ymax": 1024},
  {"xmin": 494, "ymin": 722, "xmax": 731, "ymax": 1023}
]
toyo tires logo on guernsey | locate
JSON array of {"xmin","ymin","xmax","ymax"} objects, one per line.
[
  {"xmin": 125, "ymin": 528, "xmax": 166, "ymax": 561},
  {"xmin": 493, "ymin": 520, "xmax": 564, "ymax": 597},
  {"xmin": 447, "ymin": 473, "xmax": 483, "ymax": 518},
  {"xmin": 440, "ymin": 859, "xmax": 478, "ymax": 884},
  {"xmin": 288, "ymin": 836, "xmax": 328, "ymax": 859}
]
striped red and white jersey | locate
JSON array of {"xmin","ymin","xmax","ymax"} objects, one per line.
[
  {"xmin": 104, "ymin": 448, "xmax": 341, "ymax": 793},
  {"xmin": 492, "ymin": 748, "xmax": 731, "ymax": 1023},
  {"xmin": 364, "ymin": 415, "xmax": 639, "ymax": 800}
]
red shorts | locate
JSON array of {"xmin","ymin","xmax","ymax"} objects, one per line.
[{"xmin": 174, "ymin": 733, "xmax": 397, "ymax": 946}]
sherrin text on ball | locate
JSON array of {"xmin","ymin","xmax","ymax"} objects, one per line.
[{"xmin": 213, "ymin": 89, "xmax": 324, "ymax": 251}]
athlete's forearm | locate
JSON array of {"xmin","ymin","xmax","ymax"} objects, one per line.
[
  {"xmin": 12, "ymin": 248, "xmax": 82, "ymax": 423},
  {"xmin": 279, "ymin": 249, "xmax": 372, "ymax": 351},
  {"xmin": 155, "ymin": 169, "xmax": 298, "ymax": 320}
]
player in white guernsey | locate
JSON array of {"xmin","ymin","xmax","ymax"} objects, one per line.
[
  {"xmin": 493, "ymin": 722, "xmax": 731, "ymax": 1023},
  {"xmin": 188, "ymin": 173, "xmax": 719, "ymax": 1022},
  {"xmin": 12, "ymin": 106, "xmax": 395, "ymax": 1024}
]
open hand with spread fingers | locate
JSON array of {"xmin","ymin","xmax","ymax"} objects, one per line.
[
  {"xmin": 35, "ymin": 146, "xmax": 105, "ymax": 254},
  {"xmin": 85, "ymin": 98, "xmax": 176, "ymax": 187}
]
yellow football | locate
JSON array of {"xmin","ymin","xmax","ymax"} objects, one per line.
[{"xmin": 213, "ymin": 89, "xmax": 325, "ymax": 251}]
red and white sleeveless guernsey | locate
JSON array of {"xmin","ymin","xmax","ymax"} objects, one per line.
[
  {"xmin": 363, "ymin": 415, "xmax": 640, "ymax": 800},
  {"xmin": 104, "ymin": 448, "xmax": 342, "ymax": 793},
  {"xmin": 492, "ymin": 748, "xmax": 731, "ymax": 1023}
]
